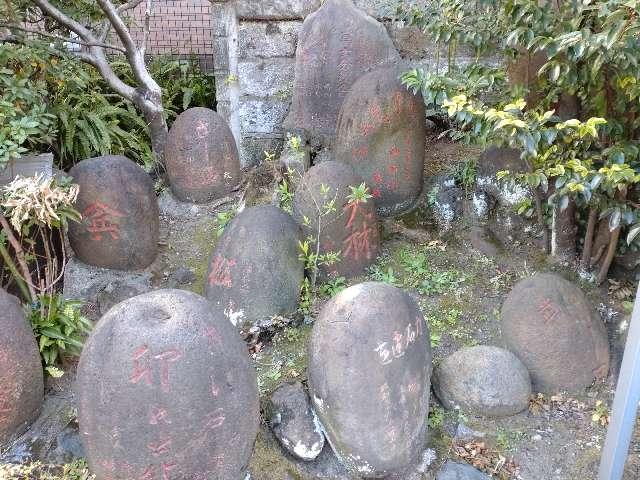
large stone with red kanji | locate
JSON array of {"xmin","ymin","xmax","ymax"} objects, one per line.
[
  {"xmin": 0, "ymin": 288, "xmax": 43, "ymax": 446},
  {"xmin": 501, "ymin": 273, "xmax": 610, "ymax": 393},
  {"xmin": 283, "ymin": 0, "xmax": 400, "ymax": 145},
  {"xmin": 68, "ymin": 155, "xmax": 159, "ymax": 271},
  {"xmin": 204, "ymin": 205, "xmax": 304, "ymax": 333},
  {"xmin": 165, "ymin": 107, "xmax": 241, "ymax": 203},
  {"xmin": 335, "ymin": 64, "xmax": 426, "ymax": 216},
  {"xmin": 308, "ymin": 282, "xmax": 432, "ymax": 477},
  {"xmin": 77, "ymin": 289, "xmax": 259, "ymax": 480},
  {"xmin": 292, "ymin": 161, "xmax": 380, "ymax": 280}
]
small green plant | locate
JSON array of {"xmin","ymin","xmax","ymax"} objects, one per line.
[
  {"xmin": 592, "ymin": 400, "xmax": 610, "ymax": 427},
  {"xmin": 496, "ymin": 427, "xmax": 524, "ymax": 452},
  {"xmin": 277, "ymin": 178, "xmax": 294, "ymax": 214},
  {"xmin": 319, "ymin": 276, "xmax": 347, "ymax": 298},
  {"xmin": 454, "ymin": 157, "xmax": 478, "ymax": 193},
  {"xmin": 286, "ymin": 133, "xmax": 304, "ymax": 155},
  {"xmin": 28, "ymin": 294, "xmax": 92, "ymax": 376},
  {"xmin": 368, "ymin": 265, "xmax": 400, "ymax": 286},
  {"xmin": 216, "ymin": 208, "xmax": 236, "ymax": 237},
  {"xmin": 428, "ymin": 406, "xmax": 446, "ymax": 429}
]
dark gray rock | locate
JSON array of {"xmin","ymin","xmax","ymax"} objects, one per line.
[
  {"xmin": 204, "ymin": 205, "xmax": 304, "ymax": 333},
  {"xmin": 77, "ymin": 289, "xmax": 260, "ymax": 480},
  {"xmin": 283, "ymin": 0, "xmax": 400, "ymax": 145},
  {"xmin": 475, "ymin": 147, "xmax": 530, "ymax": 208},
  {"xmin": 0, "ymin": 289, "xmax": 44, "ymax": 447},
  {"xmin": 68, "ymin": 155, "xmax": 159, "ymax": 271},
  {"xmin": 501, "ymin": 273, "xmax": 610, "ymax": 393},
  {"xmin": 269, "ymin": 382, "xmax": 325, "ymax": 461},
  {"xmin": 454, "ymin": 423, "xmax": 486, "ymax": 443},
  {"xmin": 335, "ymin": 64, "xmax": 426, "ymax": 217},
  {"xmin": 168, "ymin": 266, "xmax": 197, "ymax": 287},
  {"xmin": 165, "ymin": 107, "xmax": 241, "ymax": 204},
  {"xmin": 309, "ymin": 282, "xmax": 432, "ymax": 477},
  {"xmin": 433, "ymin": 346, "xmax": 531, "ymax": 418},
  {"xmin": 469, "ymin": 226, "xmax": 502, "ymax": 258},
  {"xmin": 96, "ymin": 280, "xmax": 150, "ymax": 316},
  {"xmin": 433, "ymin": 187, "xmax": 463, "ymax": 230},
  {"xmin": 292, "ymin": 161, "xmax": 380, "ymax": 280},
  {"xmin": 436, "ymin": 461, "xmax": 491, "ymax": 480}
]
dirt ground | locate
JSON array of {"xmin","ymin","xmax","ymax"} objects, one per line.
[{"xmin": 1, "ymin": 138, "xmax": 639, "ymax": 480}]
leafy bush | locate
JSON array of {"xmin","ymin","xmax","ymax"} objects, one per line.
[{"xmin": 28, "ymin": 293, "xmax": 92, "ymax": 376}]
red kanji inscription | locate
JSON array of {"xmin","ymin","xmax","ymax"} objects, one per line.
[{"xmin": 83, "ymin": 201, "xmax": 125, "ymax": 241}]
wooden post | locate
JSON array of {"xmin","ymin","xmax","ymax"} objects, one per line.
[{"xmin": 599, "ymin": 281, "xmax": 640, "ymax": 480}]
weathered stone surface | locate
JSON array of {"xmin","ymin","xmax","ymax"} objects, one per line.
[
  {"xmin": 433, "ymin": 187, "xmax": 463, "ymax": 230},
  {"xmin": 501, "ymin": 273, "xmax": 610, "ymax": 393},
  {"xmin": 235, "ymin": 0, "xmax": 321, "ymax": 18},
  {"xmin": 238, "ymin": 21, "xmax": 301, "ymax": 59},
  {"xmin": 476, "ymin": 147, "xmax": 529, "ymax": 207},
  {"xmin": 309, "ymin": 282, "xmax": 432, "ymax": 477},
  {"xmin": 238, "ymin": 59, "xmax": 295, "ymax": 98},
  {"xmin": 68, "ymin": 155, "xmax": 159, "ymax": 270},
  {"xmin": 292, "ymin": 161, "xmax": 380, "ymax": 279},
  {"xmin": 335, "ymin": 64, "xmax": 426, "ymax": 217},
  {"xmin": 433, "ymin": 346, "xmax": 531, "ymax": 418},
  {"xmin": 269, "ymin": 382, "xmax": 325, "ymax": 461},
  {"xmin": 77, "ymin": 289, "xmax": 259, "ymax": 480},
  {"xmin": 165, "ymin": 108, "xmax": 241, "ymax": 204},
  {"xmin": 0, "ymin": 288, "xmax": 43, "ymax": 446},
  {"xmin": 468, "ymin": 226, "xmax": 502, "ymax": 258},
  {"xmin": 204, "ymin": 205, "xmax": 304, "ymax": 333},
  {"xmin": 436, "ymin": 461, "xmax": 491, "ymax": 480},
  {"xmin": 284, "ymin": 0, "xmax": 400, "ymax": 144},
  {"xmin": 240, "ymin": 99, "xmax": 290, "ymax": 134}
]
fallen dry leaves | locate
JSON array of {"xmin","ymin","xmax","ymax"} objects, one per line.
[{"xmin": 452, "ymin": 440, "xmax": 519, "ymax": 479}]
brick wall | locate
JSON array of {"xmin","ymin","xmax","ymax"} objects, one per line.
[{"xmin": 121, "ymin": 0, "xmax": 215, "ymax": 70}]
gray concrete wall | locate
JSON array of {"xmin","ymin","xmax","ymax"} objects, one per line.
[{"xmin": 211, "ymin": 0, "xmax": 496, "ymax": 166}]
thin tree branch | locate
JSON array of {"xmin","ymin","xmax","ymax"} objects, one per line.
[
  {"xmin": 1, "ymin": 23, "xmax": 126, "ymax": 53},
  {"xmin": 32, "ymin": 0, "xmax": 95, "ymax": 42},
  {"xmin": 0, "ymin": 215, "xmax": 36, "ymax": 301},
  {"xmin": 117, "ymin": 0, "xmax": 146, "ymax": 14},
  {"xmin": 141, "ymin": 0, "xmax": 152, "ymax": 57}
]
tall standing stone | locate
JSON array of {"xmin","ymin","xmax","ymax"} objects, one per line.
[
  {"xmin": 165, "ymin": 108, "xmax": 241, "ymax": 204},
  {"xmin": 68, "ymin": 155, "xmax": 159, "ymax": 271},
  {"xmin": 283, "ymin": 0, "xmax": 400, "ymax": 145},
  {"xmin": 501, "ymin": 273, "xmax": 610, "ymax": 393},
  {"xmin": 335, "ymin": 64, "xmax": 426, "ymax": 216},
  {"xmin": 292, "ymin": 161, "xmax": 380, "ymax": 279},
  {"xmin": 0, "ymin": 289, "xmax": 43, "ymax": 446},
  {"xmin": 309, "ymin": 282, "xmax": 432, "ymax": 477},
  {"xmin": 204, "ymin": 205, "xmax": 304, "ymax": 333},
  {"xmin": 77, "ymin": 289, "xmax": 259, "ymax": 480}
]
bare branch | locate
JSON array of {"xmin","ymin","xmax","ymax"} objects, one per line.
[
  {"xmin": 32, "ymin": 0, "xmax": 96, "ymax": 42},
  {"xmin": 117, "ymin": 0, "xmax": 146, "ymax": 14},
  {"xmin": 141, "ymin": 0, "xmax": 152, "ymax": 57},
  {"xmin": 1, "ymin": 23, "xmax": 126, "ymax": 53}
]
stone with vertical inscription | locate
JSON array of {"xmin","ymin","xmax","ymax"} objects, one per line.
[
  {"xmin": 283, "ymin": 0, "xmax": 400, "ymax": 145},
  {"xmin": 292, "ymin": 161, "xmax": 380, "ymax": 280},
  {"xmin": 501, "ymin": 273, "xmax": 610, "ymax": 393},
  {"xmin": 204, "ymin": 205, "xmax": 304, "ymax": 334},
  {"xmin": 77, "ymin": 289, "xmax": 260, "ymax": 480},
  {"xmin": 335, "ymin": 64, "xmax": 426, "ymax": 217},
  {"xmin": 308, "ymin": 282, "xmax": 432, "ymax": 477},
  {"xmin": 0, "ymin": 288, "xmax": 44, "ymax": 447},
  {"xmin": 68, "ymin": 155, "xmax": 159, "ymax": 271},
  {"xmin": 165, "ymin": 107, "xmax": 241, "ymax": 204}
]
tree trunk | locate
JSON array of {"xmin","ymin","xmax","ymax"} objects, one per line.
[
  {"xmin": 551, "ymin": 198, "xmax": 577, "ymax": 262},
  {"xmin": 580, "ymin": 207, "xmax": 598, "ymax": 270},
  {"xmin": 533, "ymin": 189, "xmax": 550, "ymax": 254},
  {"xmin": 596, "ymin": 188, "xmax": 628, "ymax": 285},
  {"xmin": 135, "ymin": 92, "xmax": 167, "ymax": 168}
]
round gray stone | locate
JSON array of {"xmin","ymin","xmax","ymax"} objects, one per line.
[
  {"xmin": 436, "ymin": 461, "xmax": 491, "ymax": 480},
  {"xmin": 77, "ymin": 289, "xmax": 260, "ymax": 480},
  {"xmin": 0, "ymin": 288, "xmax": 43, "ymax": 446},
  {"xmin": 309, "ymin": 282, "xmax": 432, "ymax": 477},
  {"xmin": 433, "ymin": 346, "xmax": 531, "ymax": 418},
  {"xmin": 501, "ymin": 273, "xmax": 610, "ymax": 393},
  {"xmin": 204, "ymin": 205, "xmax": 304, "ymax": 333}
]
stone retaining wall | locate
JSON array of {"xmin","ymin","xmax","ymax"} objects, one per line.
[{"xmin": 211, "ymin": 0, "xmax": 497, "ymax": 166}]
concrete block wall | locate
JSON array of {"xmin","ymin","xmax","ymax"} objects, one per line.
[{"xmin": 211, "ymin": 0, "xmax": 499, "ymax": 166}]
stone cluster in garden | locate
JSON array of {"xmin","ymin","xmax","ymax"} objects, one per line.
[{"xmin": 3, "ymin": 2, "xmax": 615, "ymax": 479}]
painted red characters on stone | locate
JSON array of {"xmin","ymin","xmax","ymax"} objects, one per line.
[
  {"xmin": 165, "ymin": 107, "xmax": 240, "ymax": 204},
  {"xmin": 83, "ymin": 201, "xmax": 125, "ymax": 241},
  {"xmin": 0, "ymin": 288, "xmax": 43, "ymax": 446},
  {"xmin": 501, "ymin": 273, "xmax": 610, "ymax": 393},
  {"xmin": 283, "ymin": 0, "xmax": 400, "ymax": 145},
  {"xmin": 293, "ymin": 161, "xmax": 380, "ymax": 280},
  {"xmin": 335, "ymin": 64, "xmax": 427, "ymax": 217},
  {"xmin": 68, "ymin": 155, "xmax": 159, "ymax": 270},
  {"xmin": 77, "ymin": 290, "xmax": 259, "ymax": 480},
  {"xmin": 308, "ymin": 282, "xmax": 432, "ymax": 477}
]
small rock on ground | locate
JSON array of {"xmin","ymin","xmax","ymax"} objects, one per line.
[{"xmin": 436, "ymin": 461, "xmax": 491, "ymax": 480}]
